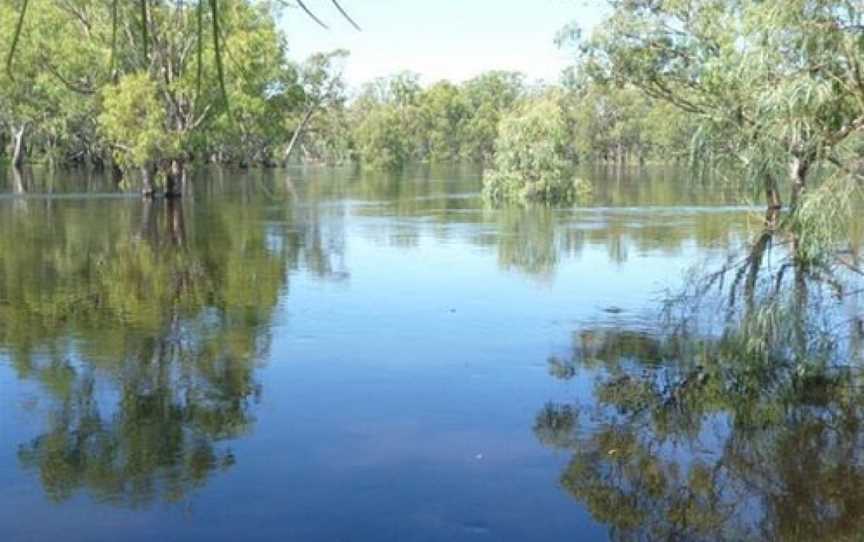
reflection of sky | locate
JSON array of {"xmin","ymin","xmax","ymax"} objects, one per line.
[{"xmin": 0, "ymin": 174, "xmax": 758, "ymax": 541}]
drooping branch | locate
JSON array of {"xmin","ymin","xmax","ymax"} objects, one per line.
[
  {"xmin": 295, "ymin": 0, "xmax": 328, "ymax": 29},
  {"xmin": 331, "ymin": 0, "xmax": 361, "ymax": 31},
  {"xmin": 5, "ymin": 0, "xmax": 29, "ymax": 77},
  {"xmin": 140, "ymin": 0, "xmax": 149, "ymax": 64}
]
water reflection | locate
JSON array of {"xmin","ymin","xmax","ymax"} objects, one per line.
[
  {"xmin": 0, "ymin": 191, "xmax": 338, "ymax": 507},
  {"xmin": 4, "ymin": 165, "xmax": 855, "ymax": 539},
  {"xmin": 535, "ymin": 237, "xmax": 864, "ymax": 540}
]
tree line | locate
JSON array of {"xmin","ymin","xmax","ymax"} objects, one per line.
[
  {"xmin": 5, "ymin": 0, "xmax": 860, "ymax": 214},
  {"xmin": 0, "ymin": 0, "xmax": 697, "ymax": 198}
]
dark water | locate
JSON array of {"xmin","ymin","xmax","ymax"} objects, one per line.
[{"xmin": 1, "ymin": 165, "xmax": 862, "ymax": 541}]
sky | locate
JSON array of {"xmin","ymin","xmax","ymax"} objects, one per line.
[{"xmin": 278, "ymin": 0, "xmax": 608, "ymax": 89}]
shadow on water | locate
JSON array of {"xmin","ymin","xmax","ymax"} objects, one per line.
[{"xmin": 534, "ymin": 225, "xmax": 864, "ymax": 541}]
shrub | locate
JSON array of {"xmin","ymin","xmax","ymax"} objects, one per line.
[{"xmin": 482, "ymin": 97, "xmax": 591, "ymax": 204}]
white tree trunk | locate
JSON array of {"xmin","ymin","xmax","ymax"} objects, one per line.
[
  {"xmin": 284, "ymin": 107, "xmax": 316, "ymax": 165},
  {"xmin": 12, "ymin": 125, "xmax": 26, "ymax": 168}
]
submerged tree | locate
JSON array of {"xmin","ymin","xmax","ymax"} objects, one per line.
[
  {"xmin": 563, "ymin": 0, "xmax": 864, "ymax": 231},
  {"xmin": 0, "ymin": 1, "xmax": 314, "ymax": 192},
  {"xmin": 0, "ymin": 1, "xmax": 105, "ymax": 168},
  {"xmin": 482, "ymin": 94, "xmax": 592, "ymax": 204}
]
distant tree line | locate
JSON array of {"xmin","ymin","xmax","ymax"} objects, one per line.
[{"xmin": 345, "ymin": 69, "xmax": 695, "ymax": 171}]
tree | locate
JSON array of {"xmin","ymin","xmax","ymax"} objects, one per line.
[
  {"xmin": 564, "ymin": 0, "xmax": 864, "ymax": 222},
  {"xmin": 353, "ymin": 106, "xmax": 408, "ymax": 170},
  {"xmin": 414, "ymin": 81, "xmax": 469, "ymax": 163},
  {"xmin": 559, "ymin": 69, "xmax": 694, "ymax": 165},
  {"xmin": 283, "ymin": 49, "xmax": 349, "ymax": 164},
  {"xmin": 213, "ymin": 4, "xmax": 298, "ymax": 167},
  {"xmin": 482, "ymin": 95, "xmax": 591, "ymax": 204},
  {"xmin": 350, "ymin": 72, "xmax": 424, "ymax": 169},
  {"xmin": 460, "ymin": 71, "xmax": 525, "ymax": 163},
  {"xmin": 99, "ymin": 73, "xmax": 174, "ymax": 194},
  {"xmin": 0, "ymin": 0, "xmax": 103, "ymax": 168},
  {"xmin": 2, "ymin": 1, "xmax": 300, "ymax": 193}
]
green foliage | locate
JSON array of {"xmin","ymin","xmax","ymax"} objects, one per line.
[
  {"xmin": 282, "ymin": 49, "xmax": 349, "ymax": 164},
  {"xmin": 460, "ymin": 71, "xmax": 526, "ymax": 162},
  {"xmin": 99, "ymin": 73, "xmax": 172, "ymax": 168},
  {"xmin": 565, "ymin": 0, "xmax": 864, "ymax": 238},
  {"xmin": 347, "ymin": 67, "xmax": 692, "ymax": 173},
  {"xmin": 349, "ymin": 71, "xmax": 527, "ymax": 169},
  {"xmin": 0, "ymin": 1, "xmax": 301, "ymax": 174},
  {"xmin": 353, "ymin": 106, "xmax": 408, "ymax": 170},
  {"xmin": 414, "ymin": 81, "xmax": 468, "ymax": 163},
  {"xmin": 559, "ymin": 70, "xmax": 696, "ymax": 164},
  {"xmin": 346, "ymin": 67, "xmax": 694, "ymax": 171},
  {"xmin": 482, "ymin": 96, "xmax": 592, "ymax": 204}
]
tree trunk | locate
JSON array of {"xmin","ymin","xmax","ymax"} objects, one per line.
[
  {"xmin": 141, "ymin": 162, "xmax": 157, "ymax": 197},
  {"xmin": 165, "ymin": 159, "xmax": 183, "ymax": 198},
  {"xmin": 12, "ymin": 125, "xmax": 26, "ymax": 168},
  {"xmin": 744, "ymin": 224, "xmax": 774, "ymax": 316},
  {"xmin": 11, "ymin": 164, "xmax": 25, "ymax": 194},
  {"xmin": 789, "ymin": 156, "xmax": 810, "ymax": 210},
  {"xmin": 284, "ymin": 106, "xmax": 315, "ymax": 165},
  {"xmin": 112, "ymin": 162, "xmax": 124, "ymax": 184},
  {"xmin": 764, "ymin": 173, "xmax": 781, "ymax": 225}
]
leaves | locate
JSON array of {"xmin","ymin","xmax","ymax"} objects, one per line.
[{"xmin": 482, "ymin": 96, "xmax": 591, "ymax": 204}]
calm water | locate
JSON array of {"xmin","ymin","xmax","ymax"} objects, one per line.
[{"xmin": 1, "ymin": 166, "xmax": 862, "ymax": 541}]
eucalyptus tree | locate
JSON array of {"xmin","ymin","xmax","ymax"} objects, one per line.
[
  {"xmin": 2, "ymin": 1, "xmax": 344, "ymax": 193},
  {"xmin": 482, "ymin": 93, "xmax": 592, "ymax": 203},
  {"xmin": 282, "ymin": 49, "xmax": 348, "ymax": 164},
  {"xmin": 350, "ymin": 72, "xmax": 423, "ymax": 169},
  {"xmin": 413, "ymin": 80, "xmax": 469, "ymax": 163},
  {"xmin": 564, "ymin": 0, "xmax": 864, "ymax": 223},
  {"xmin": 0, "ymin": 1, "xmax": 104, "ymax": 168},
  {"xmin": 98, "ymin": 1, "xmax": 295, "ymax": 195},
  {"xmin": 460, "ymin": 71, "xmax": 526, "ymax": 163},
  {"xmin": 559, "ymin": 69, "xmax": 694, "ymax": 166},
  {"xmin": 352, "ymin": 105, "xmax": 409, "ymax": 170},
  {"xmin": 350, "ymin": 71, "xmax": 524, "ymax": 168}
]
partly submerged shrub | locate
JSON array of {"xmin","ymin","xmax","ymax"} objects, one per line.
[{"xmin": 482, "ymin": 97, "xmax": 591, "ymax": 204}]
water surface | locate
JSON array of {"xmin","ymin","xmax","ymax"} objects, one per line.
[{"xmin": 1, "ymin": 166, "xmax": 860, "ymax": 541}]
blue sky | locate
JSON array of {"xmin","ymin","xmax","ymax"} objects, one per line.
[{"xmin": 278, "ymin": 0, "xmax": 607, "ymax": 88}]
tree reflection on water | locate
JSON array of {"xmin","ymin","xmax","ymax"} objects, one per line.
[
  {"xmin": 0, "ymin": 193, "xmax": 342, "ymax": 507},
  {"xmin": 535, "ymin": 227, "xmax": 864, "ymax": 541}
]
